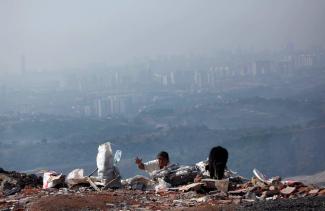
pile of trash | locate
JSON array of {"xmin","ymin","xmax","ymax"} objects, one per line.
[
  {"xmin": 0, "ymin": 168, "xmax": 42, "ymax": 196},
  {"xmin": 223, "ymin": 168, "xmax": 325, "ymax": 202},
  {"xmin": 1, "ymin": 141, "xmax": 325, "ymax": 210},
  {"xmin": 120, "ymin": 166, "xmax": 325, "ymax": 203},
  {"xmin": 43, "ymin": 142, "xmax": 122, "ymax": 191}
]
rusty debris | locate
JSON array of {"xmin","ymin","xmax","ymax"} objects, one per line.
[{"xmin": 1, "ymin": 167, "xmax": 325, "ymax": 210}]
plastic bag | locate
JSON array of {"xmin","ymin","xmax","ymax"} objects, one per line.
[
  {"xmin": 155, "ymin": 178, "xmax": 171, "ymax": 193},
  {"xmin": 66, "ymin": 168, "xmax": 87, "ymax": 186},
  {"xmin": 97, "ymin": 142, "xmax": 114, "ymax": 179},
  {"xmin": 152, "ymin": 164, "xmax": 199, "ymax": 186},
  {"xmin": 114, "ymin": 150, "xmax": 122, "ymax": 166},
  {"xmin": 96, "ymin": 142, "xmax": 122, "ymax": 188},
  {"xmin": 43, "ymin": 171, "xmax": 63, "ymax": 189}
]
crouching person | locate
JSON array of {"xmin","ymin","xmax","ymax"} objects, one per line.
[
  {"xmin": 208, "ymin": 146, "xmax": 228, "ymax": 179},
  {"xmin": 135, "ymin": 151, "xmax": 170, "ymax": 177},
  {"xmin": 195, "ymin": 146, "xmax": 229, "ymax": 182},
  {"xmin": 121, "ymin": 151, "xmax": 170, "ymax": 190}
]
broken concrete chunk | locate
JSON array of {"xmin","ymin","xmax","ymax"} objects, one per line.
[
  {"xmin": 318, "ymin": 189, "xmax": 325, "ymax": 196},
  {"xmin": 269, "ymin": 185, "xmax": 276, "ymax": 191},
  {"xmin": 201, "ymin": 178, "xmax": 229, "ymax": 192},
  {"xmin": 178, "ymin": 182, "xmax": 203, "ymax": 192},
  {"xmin": 43, "ymin": 172, "xmax": 64, "ymax": 189},
  {"xmin": 280, "ymin": 186, "xmax": 296, "ymax": 195},
  {"xmin": 210, "ymin": 191, "xmax": 228, "ymax": 199},
  {"xmin": 233, "ymin": 198, "xmax": 241, "ymax": 204},
  {"xmin": 228, "ymin": 188, "xmax": 247, "ymax": 195},
  {"xmin": 297, "ymin": 186, "xmax": 310, "ymax": 194},
  {"xmin": 255, "ymin": 181, "xmax": 267, "ymax": 189},
  {"xmin": 228, "ymin": 195, "xmax": 242, "ymax": 199},
  {"xmin": 245, "ymin": 191, "xmax": 257, "ymax": 200},
  {"xmin": 191, "ymin": 196, "xmax": 209, "ymax": 203},
  {"xmin": 308, "ymin": 189, "xmax": 319, "ymax": 195},
  {"xmin": 0, "ymin": 170, "xmax": 42, "ymax": 196},
  {"xmin": 265, "ymin": 190, "xmax": 280, "ymax": 197}
]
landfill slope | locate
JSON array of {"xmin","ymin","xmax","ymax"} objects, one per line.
[
  {"xmin": 2, "ymin": 189, "xmax": 325, "ymax": 211},
  {"xmin": 1, "ymin": 168, "xmax": 325, "ymax": 211}
]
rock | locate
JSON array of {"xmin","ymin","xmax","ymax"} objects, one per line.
[
  {"xmin": 181, "ymin": 191, "xmax": 198, "ymax": 199},
  {"xmin": 228, "ymin": 195, "xmax": 242, "ymax": 199},
  {"xmin": 178, "ymin": 182, "xmax": 203, "ymax": 192},
  {"xmin": 245, "ymin": 191, "xmax": 257, "ymax": 200},
  {"xmin": 308, "ymin": 189, "xmax": 319, "ymax": 195},
  {"xmin": 228, "ymin": 188, "xmax": 247, "ymax": 195},
  {"xmin": 18, "ymin": 197, "xmax": 32, "ymax": 205},
  {"xmin": 233, "ymin": 198, "xmax": 241, "ymax": 204},
  {"xmin": 297, "ymin": 186, "xmax": 310, "ymax": 194},
  {"xmin": 0, "ymin": 169, "xmax": 42, "ymax": 196},
  {"xmin": 106, "ymin": 203, "xmax": 116, "ymax": 208},
  {"xmin": 255, "ymin": 181, "xmax": 267, "ymax": 189},
  {"xmin": 318, "ymin": 189, "xmax": 325, "ymax": 196},
  {"xmin": 263, "ymin": 190, "xmax": 279, "ymax": 197},
  {"xmin": 218, "ymin": 199, "xmax": 232, "ymax": 204},
  {"xmin": 0, "ymin": 174, "xmax": 18, "ymax": 192},
  {"xmin": 280, "ymin": 186, "xmax": 296, "ymax": 195},
  {"xmin": 210, "ymin": 191, "xmax": 228, "ymax": 199},
  {"xmin": 191, "ymin": 196, "xmax": 209, "ymax": 203},
  {"xmin": 251, "ymin": 177, "xmax": 258, "ymax": 186},
  {"xmin": 201, "ymin": 178, "xmax": 229, "ymax": 192},
  {"xmin": 4, "ymin": 186, "xmax": 21, "ymax": 196}
]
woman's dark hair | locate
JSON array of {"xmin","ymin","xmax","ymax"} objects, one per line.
[
  {"xmin": 208, "ymin": 146, "xmax": 228, "ymax": 180},
  {"xmin": 157, "ymin": 151, "xmax": 169, "ymax": 162}
]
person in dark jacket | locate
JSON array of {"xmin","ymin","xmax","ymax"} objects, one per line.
[
  {"xmin": 195, "ymin": 146, "xmax": 229, "ymax": 182},
  {"xmin": 207, "ymin": 146, "xmax": 228, "ymax": 179}
]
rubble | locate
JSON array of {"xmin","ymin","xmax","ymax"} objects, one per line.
[
  {"xmin": 0, "ymin": 168, "xmax": 42, "ymax": 196},
  {"xmin": 280, "ymin": 186, "xmax": 296, "ymax": 195},
  {"xmin": 1, "ymin": 165, "xmax": 325, "ymax": 210}
]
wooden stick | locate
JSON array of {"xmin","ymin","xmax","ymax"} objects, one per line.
[
  {"xmin": 88, "ymin": 168, "xmax": 98, "ymax": 177},
  {"xmin": 86, "ymin": 177, "xmax": 101, "ymax": 192}
]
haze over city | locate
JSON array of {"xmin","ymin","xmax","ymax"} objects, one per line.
[
  {"xmin": 1, "ymin": 0, "xmax": 325, "ymax": 184},
  {"xmin": 1, "ymin": 0, "xmax": 325, "ymax": 72}
]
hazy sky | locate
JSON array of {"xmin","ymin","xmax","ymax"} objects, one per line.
[{"xmin": 1, "ymin": 0, "xmax": 325, "ymax": 72}]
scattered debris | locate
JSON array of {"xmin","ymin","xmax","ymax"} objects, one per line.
[
  {"xmin": 1, "ymin": 151, "xmax": 325, "ymax": 211},
  {"xmin": 280, "ymin": 186, "xmax": 296, "ymax": 195},
  {"xmin": 152, "ymin": 164, "xmax": 200, "ymax": 186},
  {"xmin": 43, "ymin": 171, "xmax": 64, "ymax": 189},
  {"xmin": 201, "ymin": 178, "xmax": 229, "ymax": 192},
  {"xmin": 0, "ymin": 168, "xmax": 42, "ymax": 196}
]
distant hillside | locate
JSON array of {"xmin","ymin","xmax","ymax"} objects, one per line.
[{"xmin": 1, "ymin": 95, "xmax": 325, "ymax": 179}]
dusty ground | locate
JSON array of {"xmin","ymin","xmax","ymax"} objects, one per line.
[
  {"xmin": 2, "ymin": 168, "xmax": 325, "ymax": 211},
  {"xmin": 1, "ymin": 187, "xmax": 325, "ymax": 211},
  {"xmin": 237, "ymin": 196, "xmax": 325, "ymax": 211}
]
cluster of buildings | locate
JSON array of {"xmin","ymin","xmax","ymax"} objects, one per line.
[{"xmin": 1, "ymin": 47, "xmax": 324, "ymax": 118}]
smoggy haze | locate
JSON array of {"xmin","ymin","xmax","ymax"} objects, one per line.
[{"xmin": 1, "ymin": 0, "xmax": 325, "ymax": 72}]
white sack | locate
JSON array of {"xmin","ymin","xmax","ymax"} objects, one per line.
[
  {"xmin": 43, "ymin": 171, "xmax": 63, "ymax": 189},
  {"xmin": 97, "ymin": 142, "xmax": 114, "ymax": 179},
  {"xmin": 66, "ymin": 168, "xmax": 88, "ymax": 186}
]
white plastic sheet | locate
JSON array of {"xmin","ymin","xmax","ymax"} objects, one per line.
[
  {"xmin": 96, "ymin": 142, "xmax": 122, "ymax": 188},
  {"xmin": 66, "ymin": 168, "xmax": 87, "ymax": 186},
  {"xmin": 97, "ymin": 142, "xmax": 114, "ymax": 179},
  {"xmin": 43, "ymin": 171, "xmax": 63, "ymax": 189}
]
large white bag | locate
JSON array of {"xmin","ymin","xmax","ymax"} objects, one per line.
[
  {"xmin": 96, "ymin": 142, "xmax": 121, "ymax": 188},
  {"xmin": 42, "ymin": 171, "xmax": 64, "ymax": 189},
  {"xmin": 65, "ymin": 168, "xmax": 88, "ymax": 187},
  {"xmin": 97, "ymin": 142, "xmax": 114, "ymax": 179}
]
